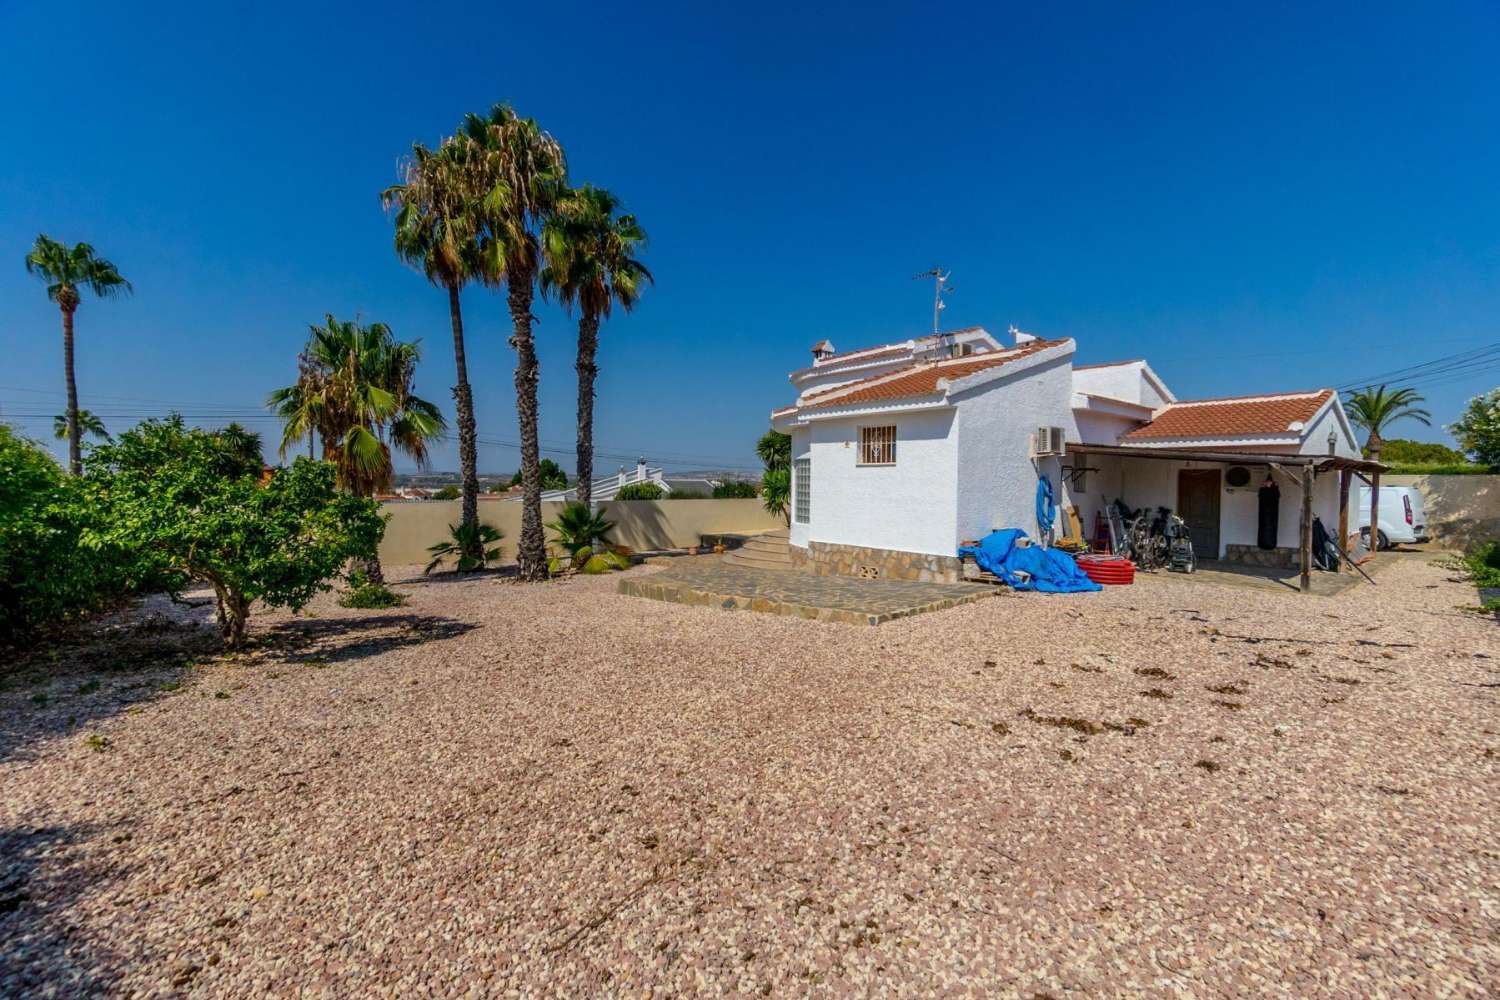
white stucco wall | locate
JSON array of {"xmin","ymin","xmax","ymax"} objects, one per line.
[
  {"xmin": 1298, "ymin": 401, "xmax": 1360, "ymax": 459},
  {"xmin": 1073, "ymin": 409, "xmax": 1141, "ymax": 447},
  {"xmin": 1072, "ymin": 363, "xmax": 1172, "ymax": 409},
  {"xmin": 954, "ymin": 354, "xmax": 1077, "ymax": 543},
  {"xmin": 799, "ymin": 407, "xmax": 959, "ymax": 556}
]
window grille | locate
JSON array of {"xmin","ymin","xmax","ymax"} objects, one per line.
[{"xmin": 859, "ymin": 426, "xmax": 897, "ymax": 465}]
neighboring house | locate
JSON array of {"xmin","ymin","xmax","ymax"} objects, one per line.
[
  {"xmin": 526, "ymin": 458, "xmax": 675, "ymax": 502},
  {"xmin": 770, "ymin": 326, "xmax": 1380, "ymax": 585}
]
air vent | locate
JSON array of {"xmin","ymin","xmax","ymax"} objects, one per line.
[{"xmin": 1225, "ymin": 466, "xmax": 1252, "ymax": 488}]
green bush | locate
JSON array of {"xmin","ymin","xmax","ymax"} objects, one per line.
[
  {"xmin": 430, "ymin": 484, "xmax": 461, "ymax": 500},
  {"xmin": 339, "ymin": 570, "xmax": 405, "ymax": 608},
  {"xmin": 667, "ymin": 489, "xmax": 709, "ymax": 500},
  {"xmin": 1463, "ymin": 541, "xmax": 1500, "ymax": 589},
  {"xmin": 712, "ymin": 480, "xmax": 759, "ymax": 499},
  {"xmin": 1376, "ymin": 438, "xmax": 1469, "ymax": 465},
  {"xmin": 0, "ymin": 425, "xmax": 136, "ymax": 645},
  {"xmin": 614, "ymin": 481, "xmax": 663, "ymax": 500},
  {"xmin": 85, "ymin": 417, "xmax": 385, "ymax": 648}
]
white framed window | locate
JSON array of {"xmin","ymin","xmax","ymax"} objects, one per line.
[
  {"xmin": 793, "ymin": 457, "xmax": 811, "ymax": 524},
  {"xmin": 858, "ymin": 425, "xmax": 897, "ymax": 465}
]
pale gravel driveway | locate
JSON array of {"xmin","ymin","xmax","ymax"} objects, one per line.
[{"xmin": 1, "ymin": 553, "xmax": 1496, "ymax": 997}]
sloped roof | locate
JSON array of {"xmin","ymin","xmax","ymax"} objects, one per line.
[
  {"xmin": 1121, "ymin": 390, "xmax": 1334, "ymax": 442},
  {"xmin": 789, "ymin": 338, "xmax": 1067, "ymax": 413}
]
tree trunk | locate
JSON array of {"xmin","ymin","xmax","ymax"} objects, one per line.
[
  {"xmin": 448, "ymin": 282, "xmax": 481, "ymax": 559},
  {"xmin": 62, "ymin": 306, "xmax": 81, "ymax": 475},
  {"xmin": 575, "ymin": 312, "xmax": 601, "ymax": 509},
  {"xmin": 1367, "ymin": 445, "xmax": 1382, "ymax": 558},
  {"xmin": 507, "ymin": 277, "xmax": 547, "ymax": 580},
  {"xmin": 210, "ymin": 578, "xmax": 250, "ymax": 650}
]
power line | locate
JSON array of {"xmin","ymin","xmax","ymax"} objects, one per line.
[{"xmin": 1335, "ymin": 343, "xmax": 1500, "ymax": 392}]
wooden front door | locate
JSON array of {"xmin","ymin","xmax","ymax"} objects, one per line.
[{"xmin": 1177, "ymin": 469, "xmax": 1221, "ymax": 559}]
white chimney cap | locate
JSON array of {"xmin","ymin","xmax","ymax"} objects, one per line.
[
  {"xmin": 1009, "ymin": 324, "xmax": 1037, "ymax": 345},
  {"xmin": 811, "ymin": 339, "xmax": 836, "ymax": 360}
]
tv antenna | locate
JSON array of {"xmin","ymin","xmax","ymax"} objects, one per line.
[{"xmin": 913, "ymin": 267, "xmax": 954, "ymax": 335}]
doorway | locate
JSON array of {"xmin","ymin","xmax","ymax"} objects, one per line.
[{"xmin": 1177, "ymin": 469, "xmax": 1221, "ymax": 559}]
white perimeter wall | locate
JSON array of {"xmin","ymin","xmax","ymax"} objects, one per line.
[
  {"xmin": 798, "ymin": 407, "xmax": 959, "ymax": 556},
  {"xmin": 954, "ymin": 354, "xmax": 1077, "ymax": 543}
]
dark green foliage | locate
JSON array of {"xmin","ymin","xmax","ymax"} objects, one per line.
[
  {"xmin": 0, "ymin": 425, "xmax": 134, "ymax": 645},
  {"xmin": 546, "ymin": 502, "xmax": 616, "ymax": 559},
  {"xmin": 1377, "ymin": 438, "xmax": 1468, "ymax": 465},
  {"xmin": 85, "ymin": 416, "xmax": 386, "ymax": 648},
  {"xmin": 510, "ymin": 458, "xmax": 568, "ymax": 490},
  {"xmin": 667, "ymin": 489, "xmax": 710, "ymax": 500},
  {"xmin": 425, "ymin": 521, "xmax": 504, "ymax": 574},
  {"xmin": 712, "ymin": 480, "xmax": 758, "ymax": 499},
  {"xmin": 1460, "ymin": 541, "xmax": 1500, "ymax": 589},
  {"xmin": 431, "ymin": 484, "xmax": 461, "ymax": 500},
  {"xmin": 1449, "ymin": 389, "xmax": 1500, "ymax": 469},
  {"xmin": 338, "ymin": 570, "xmax": 405, "ymax": 608},
  {"xmin": 757, "ymin": 430, "xmax": 790, "ymax": 472},
  {"xmin": 614, "ymin": 481, "xmax": 663, "ymax": 500},
  {"xmin": 761, "ymin": 467, "xmax": 790, "ymax": 523}
]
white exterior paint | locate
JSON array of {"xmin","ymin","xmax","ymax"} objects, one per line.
[
  {"xmin": 954, "ymin": 352, "xmax": 1076, "ymax": 541},
  {"xmin": 772, "ymin": 327, "xmax": 1359, "ymax": 566}
]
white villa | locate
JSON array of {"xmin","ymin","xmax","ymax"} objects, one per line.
[{"xmin": 769, "ymin": 326, "xmax": 1379, "ymax": 587}]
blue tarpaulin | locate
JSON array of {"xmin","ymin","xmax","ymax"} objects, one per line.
[
  {"xmin": 957, "ymin": 528, "xmax": 1102, "ymax": 594},
  {"xmin": 1036, "ymin": 475, "xmax": 1055, "ymax": 540}
]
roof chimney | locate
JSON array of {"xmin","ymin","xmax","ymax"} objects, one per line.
[
  {"xmin": 810, "ymin": 339, "xmax": 835, "ymax": 362},
  {"xmin": 1009, "ymin": 324, "xmax": 1036, "ymax": 346}
]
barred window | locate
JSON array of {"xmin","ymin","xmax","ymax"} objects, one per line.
[
  {"xmin": 793, "ymin": 457, "xmax": 811, "ymax": 524},
  {"xmin": 859, "ymin": 426, "xmax": 897, "ymax": 465}
]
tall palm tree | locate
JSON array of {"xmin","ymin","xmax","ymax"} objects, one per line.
[
  {"xmin": 24, "ymin": 235, "xmax": 131, "ymax": 474},
  {"xmin": 383, "ymin": 143, "xmax": 485, "ymax": 559},
  {"xmin": 1344, "ymin": 384, "xmax": 1430, "ymax": 553},
  {"xmin": 455, "ymin": 104, "xmax": 567, "ymax": 581},
  {"xmin": 1344, "ymin": 385, "xmax": 1431, "ymax": 453},
  {"xmin": 52, "ymin": 408, "xmax": 108, "ymax": 442},
  {"xmin": 269, "ymin": 316, "xmax": 446, "ymax": 581},
  {"xmin": 542, "ymin": 185, "xmax": 651, "ymax": 507}
]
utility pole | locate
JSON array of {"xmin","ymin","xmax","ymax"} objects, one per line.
[{"xmin": 912, "ymin": 267, "xmax": 954, "ymax": 335}]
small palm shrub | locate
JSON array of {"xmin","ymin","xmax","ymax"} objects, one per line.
[
  {"xmin": 614, "ymin": 481, "xmax": 663, "ymax": 500},
  {"xmin": 546, "ymin": 503, "xmax": 629, "ymax": 575},
  {"xmin": 424, "ymin": 521, "xmax": 504, "ymax": 574}
]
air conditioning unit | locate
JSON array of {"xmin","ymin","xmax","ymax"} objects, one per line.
[{"xmin": 1033, "ymin": 426, "xmax": 1065, "ymax": 457}]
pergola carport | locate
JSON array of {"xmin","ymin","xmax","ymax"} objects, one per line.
[{"xmin": 1066, "ymin": 444, "xmax": 1389, "ymax": 593}]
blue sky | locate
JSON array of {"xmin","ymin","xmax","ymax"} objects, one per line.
[{"xmin": 3, "ymin": 1, "xmax": 1497, "ymax": 473}]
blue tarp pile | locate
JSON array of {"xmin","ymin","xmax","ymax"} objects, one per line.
[{"xmin": 957, "ymin": 528, "xmax": 1102, "ymax": 594}]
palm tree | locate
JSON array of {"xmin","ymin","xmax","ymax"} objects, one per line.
[
  {"xmin": 383, "ymin": 143, "xmax": 485, "ymax": 560},
  {"xmin": 1344, "ymin": 384, "xmax": 1430, "ymax": 553},
  {"xmin": 1344, "ymin": 385, "xmax": 1431, "ymax": 454},
  {"xmin": 24, "ymin": 236, "xmax": 131, "ymax": 474},
  {"xmin": 455, "ymin": 104, "xmax": 567, "ymax": 581},
  {"xmin": 269, "ymin": 316, "xmax": 446, "ymax": 581},
  {"xmin": 52, "ymin": 409, "xmax": 108, "ymax": 442},
  {"xmin": 541, "ymin": 185, "xmax": 651, "ymax": 508}
]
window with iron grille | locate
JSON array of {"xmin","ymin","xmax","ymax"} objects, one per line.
[
  {"xmin": 859, "ymin": 426, "xmax": 897, "ymax": 465},
  {"xmin": 793, "ymin": 458, "xmax": 811, "ymax": 523}
]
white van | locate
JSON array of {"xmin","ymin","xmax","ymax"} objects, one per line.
[{"xmin": 1355, "ymin": 485, "xmax": 1428, "ymax": 549}]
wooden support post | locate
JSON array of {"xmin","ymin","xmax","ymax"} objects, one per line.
[
  {"xmin": 1299, "ymin": 465, "xmax": 1314, "ymax": 593},
  {"xmin": 1337, "ymin": 469, "xmax": 1350, "ymax": 572},
  {"xmin": 1367, "ymin": 449, "xmax": 1382, "ymax": 561}
]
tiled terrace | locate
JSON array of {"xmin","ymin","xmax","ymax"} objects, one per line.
[{"xmin": 618, "ymin": 557, "xmax": 993, "ymax": 624}]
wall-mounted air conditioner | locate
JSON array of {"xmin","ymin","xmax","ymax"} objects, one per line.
[{"xmin": 1034, "ymin": 426, "xmax": 1065, "ymax": 457}]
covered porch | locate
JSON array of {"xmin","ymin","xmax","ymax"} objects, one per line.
[{"xmin": 1063, "ymin": 443, "xmax": 1388, "ymax": 593}]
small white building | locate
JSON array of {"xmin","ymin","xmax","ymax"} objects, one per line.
[{"xmin": 770, "ymin": 326, "xmax": 1377, "ymax": 585}]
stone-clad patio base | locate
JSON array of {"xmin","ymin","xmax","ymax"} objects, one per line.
[{"xmin": 618, "ymin": 558, "xmax": 994, "ymax": 624}]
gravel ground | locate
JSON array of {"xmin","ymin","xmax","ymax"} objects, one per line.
[{"xmin": 1, "ymin": 553, "xmax": 1496, "ymax": 997}]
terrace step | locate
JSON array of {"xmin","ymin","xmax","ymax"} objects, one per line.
[{"xmin": 722, "ymin": 529, "xmax": 793, "ymax": 570}]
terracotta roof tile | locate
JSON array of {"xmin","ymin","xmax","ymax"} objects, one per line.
[
  {"xmin": 790, "ymin": 338, "xmax": 1066, "ymax": 413},
  {"xmin": 1121, "ymin": 390, "xmax": 1333, "ymax": 442}
]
